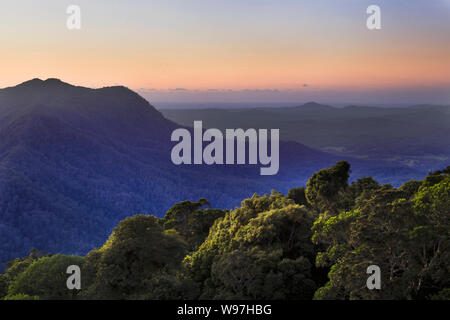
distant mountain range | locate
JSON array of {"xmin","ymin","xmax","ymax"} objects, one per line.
[
  {"xmin": 0, "ymin": 79, "xmax": 433, "ymax": 266},
  {"xmin": 161, "ymin": 102, "xmax": 450, "ymax": 172}
]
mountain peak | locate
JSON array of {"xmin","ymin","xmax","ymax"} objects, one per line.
[
  {"xmin": 44, "ymin": 78, "xmax": 69, "ymax": 85},
  {"xmin": 295, "ymin": 101, "xmax": 333, "ymax": 110},
  {"xmin": 0, "ymin": 78, "xmax": 166, "ymax": 127},
  {"xmin": 17, "ymin": 78, "xmax": 44, "ymax": 87},
  {"xmin": 302, "ymin": 101, "xmax": 329, "ymax": 108},
  {"xmin": 15, "ymin": 78, "xmax": 73, "ymax": 89},
  {"xmin": 303, "ymin": 101, "xmax": 321, "ymax": 106}
]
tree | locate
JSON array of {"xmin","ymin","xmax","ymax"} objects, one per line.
[
  {"xmin": 0, "ymin": 249, "xmax": 47, "ymax": 299},
  {"xmin": 312, "ymin": 170, "xmax": 450, "ymax": 300},
  {"xmin": 162, "ymin": 199, "xmax": 226, "ymax": 251},
  {"xmin": 82, "ymin": 214, "xmax": 188, "ymax": 299},
  {"xmin": 399, "ymin": 180, "xmax": 422, "ymax": 199},
  {"xmin": 313, "ymin": 189, "xmax": 415, "ymax": 299},
  {"xmin": 186, "ymin": 192, "xmax": 318, "ymax": 299},
  {"xmin": 0, "ymin": 275, "xmax": 7, "ymax": 298},
  {"xmin": 305, "ymin": 161, "xmax": 351, "ymax": 215},
  {"xmin": 286, "ymin": 187, "xmax": 309, "ymax": 207},
  {"xmin": 6, "ymin": 254, "xmax": 84, "ymax": 300},
  {"xmin": 411, "ymin": 174, "xmax": 449, "ymax": 298}
]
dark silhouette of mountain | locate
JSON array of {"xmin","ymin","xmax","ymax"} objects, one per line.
[{"xmin": 0, "ymin": 79, "xmax": 425, "ymax": 266}]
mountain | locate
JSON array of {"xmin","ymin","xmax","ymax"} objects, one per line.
[{"xmin": 0, "ymin": 80, "xmax": 425, "ymax": 266}]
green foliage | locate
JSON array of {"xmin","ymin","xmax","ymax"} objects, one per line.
[
  {"xmin": 186, "ymin": 192, "xmax": 318, "ymax": 299},
  {"xmin": 162, "ymin": 199, "xmax": 226, "ymax": 251},
  {"xmin": 410, "ymin": 174, "xmax": 450, "ymax": 298},
  {"xmin": 3, "ymin": 293, "xmax": 40, "ymax": 300},
  {"xmin": 81, "ymin": 214, "xmax": 189, "ymax": 299},
  {"xmin": 286, "ymin": 187, "xmax": 309, "ymax": 207},
  {"xmin": 131, "ymin": 271, "xmax": 200, "ymax": 300},
  {"xmin": 312, "ymin": 169, "xmax": 450, "ymax": 300},
  {"xmin": 306, "ymin": 161, "xmax": 351, "ymax": 215},
  {"xmin": 0, "ymin": 249, "xmax": 46, "ymax": 299},
  {"xmin": 399, "ymin": 180, "xmax": 422, "ymax": 198},
  {"xmin": 7, "ymin": 254, "xmax": 84, "ymax": 300},
  {"xmin": 431, "ymin": 288, "xmax": 450, "ymax": 300},
  {"xmin": 0, "ymin": 275, "xmax": 8, "ymax": 298}
]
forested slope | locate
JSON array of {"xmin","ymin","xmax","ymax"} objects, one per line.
[{"xmin": 1, "ymin": 162, "xmax": 448, "ymax": 300}]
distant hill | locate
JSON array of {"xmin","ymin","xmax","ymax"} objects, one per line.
[
  {"xmin": 0, "ymin": 80, "xmax": 426, "ymax": 265},
  {"xmin": 161, "ymin": 102, "xmax": 450, "ymax": 171}
]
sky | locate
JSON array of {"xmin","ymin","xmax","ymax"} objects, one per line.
[{"xmin": 0, "ymin": 0, "xmax": 449, "ymax": 105}]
